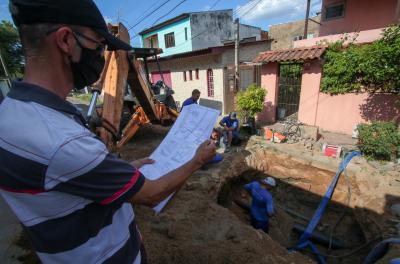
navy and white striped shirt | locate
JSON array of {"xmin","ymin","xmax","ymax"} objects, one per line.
[{"xmin": 0, "ymin": 82, "xmax": 146, "ymax": 263}]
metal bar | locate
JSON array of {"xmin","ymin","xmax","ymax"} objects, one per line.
[
  {"xmin": 143, "ymin": 57, "xmax": 151, "ymax": 84},
  {"xmin": 308, "ymin": 18, "xmax": 322, "ymax": 25},
  {"xmin": 86, "ymin": 90, "xmax": 99, "ymax": 122},
  {"xmin": 154, "ymin": 55, "xmax": 165, "ymax": 84}
]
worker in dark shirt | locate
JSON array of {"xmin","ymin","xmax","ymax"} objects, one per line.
[
  {"xmin": 181, "ymin": 89, "xmax": 200, "ymax": 110},
  {"xmin": 244, "ymin": 177, "xmax": 276, "ymax": 233},
  {"xmin": 219, "ymin": 112, "xmax": 239, "ymax": 152}
]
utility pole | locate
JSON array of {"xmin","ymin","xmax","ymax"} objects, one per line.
[
  {"xmin": 303, "ymin": 0, "xmax": 311, "ymax": 39},
  {"xmin": 234, "ymin": 18, "xmax": 240, "ymax": 92}
]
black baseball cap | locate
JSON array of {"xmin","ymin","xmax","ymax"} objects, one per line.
[{"xmin": 9, "ymin": 0, "xmax": 132, "ymax": 51}]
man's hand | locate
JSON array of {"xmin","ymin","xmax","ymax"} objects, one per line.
[
  {"xmin": 192, "ymin": 140, "xmax": 216, "ymax": 166},
  {"xmin": 131, "ymin": 158, "xmax": 155, "ymax": 168}
]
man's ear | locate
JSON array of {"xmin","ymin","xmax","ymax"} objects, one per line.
[{"xmin": 54, "ymin": 27, "xmax": 75, "ymax": 56}]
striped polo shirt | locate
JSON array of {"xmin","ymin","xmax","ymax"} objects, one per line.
[{"xmin": 0, "ymin": 82, "xmax": 146, "ymax": 263}]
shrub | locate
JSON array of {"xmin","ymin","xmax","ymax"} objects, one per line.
[
  {"xmin": 237, "ymin": 84, "xmax": 266, "ymax": 117},
  {"xmin": 357, "ymin": 122, "xmax": 400, "ymax": 161},
  {"xmin": 321, "ymin": 25, "xmax": 400, "ymax": 95}
]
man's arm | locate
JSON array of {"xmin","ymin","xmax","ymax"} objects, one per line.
[
  {"xmin": 130, "ymin": 140, "xmax": 216, "ymax": 207},
  {"xmin": 46, "ymin": 135, "xmax": 215, "ymax": 208}
]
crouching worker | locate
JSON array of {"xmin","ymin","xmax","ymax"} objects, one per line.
[
  {"xmin": 219, "ymin": 112, "xmax": 239, "ymax": 152},
  {"xmin": 244, "ymin": 177, "xmax": 276, "ymax": 233}
]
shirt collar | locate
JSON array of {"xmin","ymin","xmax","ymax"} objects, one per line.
[{"xmin": 8, "ymin": 81, "xmax": 81, "ymax": 116}]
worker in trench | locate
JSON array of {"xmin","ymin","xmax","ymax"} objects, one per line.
[
  {"xmin": 0, "ymin": 1, "xmax": 216, "ymax": 264},
  {"xmin": 241, "ymin": 177, "xmax": 276, "ymax": 233}
]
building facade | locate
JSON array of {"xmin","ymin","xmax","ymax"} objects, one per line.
[
  {"xmin": 148, "ymin": 40, "xmax": 271, "ymax": 114},
  {"xmin": 256, "ymin": 0, "xmax": 400, "ymax": 135},
  {"xmin": 268, "ymin": 16, "xmax": 321, "ymax": 50},
  {"xmin": 139, "ymin": 10, "xmax": 263, "ymax": 57}
]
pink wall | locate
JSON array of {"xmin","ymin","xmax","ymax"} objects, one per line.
[
  {"xmin": 294, "ymin": 28, "xmax": 384, "ymax": 48},
  {"xmin": 259, "ymin": 59, "xmax": 400, "ymax": 135},
  {"xmin": 298, "ymin": 59, "xmax": 323, "ymax": 126},
  {"xmin": 257, "ymin": 62, "xmax": 279, "ymax": 123},
  {"xmin": 297, "ymin": 59, "xmax": 400, "ymax": 135},
  {"xmin": 320, "ymin": 0, "xmax": 398, "ymax": 36},
  {"xmin": 313, "ymin": 93, "xmax": 400, "ymax": 134}
]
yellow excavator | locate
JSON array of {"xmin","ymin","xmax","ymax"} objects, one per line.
[{"xmin": 86, "ymin": 23, "xmax": 179, "ymax": 151}]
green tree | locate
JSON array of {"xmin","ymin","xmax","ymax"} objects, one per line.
[
  {"xmin": 237, "ymin": 84, "xmax": 266, "ymax": 117},
  {"xmin": 321, "ymin": 25, "xmax": 400, "ymax": 95},
  {"xmin": 0, "ymin": 20, "xmax": 24, "ymax": 77}
]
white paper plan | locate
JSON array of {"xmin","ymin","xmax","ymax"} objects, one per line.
[{"xmin": 139, "ymin": 104, "xmax": 220, "ymax": 212}]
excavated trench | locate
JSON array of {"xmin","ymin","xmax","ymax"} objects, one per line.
[
  {"xmin": 217, "ymin": 169, "xmax": 370, "ymax": 264},
  {"xmin": 128, "ymin": 133, "xmax": 398, "ymax": 264}
]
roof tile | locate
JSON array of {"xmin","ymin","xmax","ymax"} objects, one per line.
[{"xmin": 253, "ymin": 46, "xmax": 326, "ymax": 63}]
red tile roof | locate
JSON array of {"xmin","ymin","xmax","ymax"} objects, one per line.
[{"xmin": 253, "ymin": 46, "xmax": 326, "ymax": 63}]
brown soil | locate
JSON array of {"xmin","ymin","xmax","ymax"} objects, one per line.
[{"xmin": 120, "ymin": 125, "xmax": 314, "ymax": 263}]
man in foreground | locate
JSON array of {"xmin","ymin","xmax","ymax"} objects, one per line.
[
  {"xmin": 181, "ymin": 89, "xmax": 201, "ymax": 110},
  {"xmin": 219, "ymin": 112, "xmax": 239, "ymax": 152},
  {"xmin": 243, "ymin": 177, "xmax": 276, "ymax": 233},
  {"xmin": 0, "ymin": 1, "xmax": 216, "ymax": 263}
]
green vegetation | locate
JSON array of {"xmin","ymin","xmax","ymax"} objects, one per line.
[
  {"xmin": 237, "ymin": 84, "xmax": 266, "ymax": 117},
  {"xmin": 321, "ymin": 25, "xmax": 400, "ymax": 95},
  {"xmin": 0, "ymin": 21, "xmax": 24, "ymax": 77},
  {"xmin": 357, "ymin": 122, "xmax": 400, "ymax": 161}
]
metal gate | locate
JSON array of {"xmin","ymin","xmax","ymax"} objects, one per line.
[{"xmin": 277, "ymin": 63, "xmax": 303, "ymax": 120}]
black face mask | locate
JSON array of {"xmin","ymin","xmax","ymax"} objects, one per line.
[{"xmin": 70, "ymin": 38, "xmax": 105, "ymax": 90}]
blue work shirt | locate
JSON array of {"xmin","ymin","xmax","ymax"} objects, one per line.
[
  {"xmin": 220, "ymin": 116, "xmax": 239, "ymax": 131},
  {"xmin": 244, "ymin": 181, "xmax": 274, "ymax": 222},
  {"xmin": 181, "ymin": 97, "xmax": 197, "ymax": 109}
]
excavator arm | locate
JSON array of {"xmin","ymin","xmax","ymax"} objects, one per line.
[{"xmin": 88, "ymin": 23, "xmax": 178, "ymax": 151}]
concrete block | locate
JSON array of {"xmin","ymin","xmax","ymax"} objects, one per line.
[{"xmin": 301, "ymin": 125, "xmax": 319, "ymax": 141}]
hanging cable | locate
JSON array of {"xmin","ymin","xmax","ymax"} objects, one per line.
[
  {"xmin": 128, "ymin": 0, "xmax": 173, "ymax": 31},
  {"xmin": 237, "ymin": 0, "xmax": 263, "ymax": 19},
  {"xmin": 152, "ymin": 0, "xmax": 187, "ymax": 26},
  {"xmin": 208, "ymin": 0, "xmax": 222, "ymax": 10}
]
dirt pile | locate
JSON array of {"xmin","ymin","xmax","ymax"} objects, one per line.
[
  {"xmin": 120, "ymin": 125, "xmax": 314, "ymax": 263},
  {"xmin": 134, "ymin": 181, "xmax": 313, "ymax": 264}
]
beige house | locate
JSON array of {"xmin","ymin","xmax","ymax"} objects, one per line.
[
  {"xmin": 147, "ymin": 40, "xmax": 272, "ymax": 114},
  {"xmin": 269, "ymin": 15, "xmax": 321, "ymax": 50}
]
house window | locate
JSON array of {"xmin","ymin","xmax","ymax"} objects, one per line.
[
  {"xmin": 189, "ymin": 70, "xmax": 193, "ymax": 81},
  {"xmin": 325, "ymin": 2, "xmax": 345, "ymax": 20},
  {"xmin": 164, "ymin": 32, "xmax": 175, "ymax": 48},
  {"xmin": 185, "ymin": 27, "xmax": 188, "ymax": 41},
  {"xmin": 293, "ymin": 35, "xmax": 304, "ymax": 41},
  {"xmin": 195, "ymin": 69, "xmax": 199, "ymax": 80},
  {"xmin": 207, "ymin": 69, "xmax": 214, "ymax": 97},
  {"xmin": 183, "ymin": 71, "xmax": 187, "ymax": 82},
  {"xmin": 144, "ymin": 34, "xmax": 159, "ymax": 48}
]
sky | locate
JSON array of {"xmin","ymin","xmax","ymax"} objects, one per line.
[{"xmin": 0, "ymin": 0, "xmax": 322, "ymax": 47}]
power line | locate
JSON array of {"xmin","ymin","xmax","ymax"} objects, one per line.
[
  {"xmin": 236, "ymin": 0, "xmax": 263, "ymax": 19},
  {"xmin": 152, "ymin": 0, "xmax": 187, "ymax": 26},
  {"xmin": 128, "ymin": 0, "xmax": 163, "ymax": 27},
  {"xmin": 233, "ymin": 0, "xmax": 256, "ymax": 17},
  {"xmin": 127, "ymin": 0, "xmax": 174, "ymax": 31},
  {"xmin": 208, "ymin": 0, "xmax": 222, "ymax": 10}
]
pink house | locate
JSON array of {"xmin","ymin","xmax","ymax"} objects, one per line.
[{"xmin": 256, "ymin": 0, "xmax": 400, "ymax": 135}]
